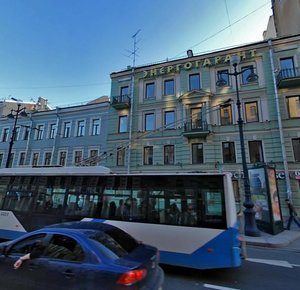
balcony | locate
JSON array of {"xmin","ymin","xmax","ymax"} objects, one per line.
[
  {"xmin": 276, "ymin": 68, "xmax": 300, "ymax": 88},
  {"xmin": 111, "ymin": 95, "xmax": 131, "ymax": 109},
  {"xmin": 183, "ymin": 120, "xmax": 210, "ymax": 138}
]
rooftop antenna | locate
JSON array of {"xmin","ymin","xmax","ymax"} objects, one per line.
[{"xmin": 127, "ymin": 29, "xmax": 141, "ymax": 174}]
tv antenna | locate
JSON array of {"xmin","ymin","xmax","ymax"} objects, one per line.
[{"xmin": 125, "ymin": 29, "xmax": 141, "ymax": 68}]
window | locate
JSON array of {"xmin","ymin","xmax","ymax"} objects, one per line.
[
  {"xmin": 222, "ymin": 142, "xmax": 236, "ymax": 163},
  {"xmin": 191, "ymin": 107, "xmax": 202, "ymax": 128},
  {"xmin": 2, "ymin": 128, "xmax": 9, "ymax": 142},
  {"xmin": 245, "ymin": 101, "xmax": 259, "ymax": 122},
  {"xmin": 145, "ymin": 82, "xmax": 155, "ymax": 99},
  {"xmin": 14, "ymin": 126, "xmax": 20, "ymax": 141},
  {"xmin": 7, "ymin": 153, "xmax": 14, "ymax": 168},
  {"xmin": 7, "ymin": 234, "xmax": 47, "ymax": 256},
  {"xmin": 220, "ymin": 104, "xmax": 232, "ymax": 125},
  {"xmin": 189, "ymin": 73, "xmax": 200, "ymax": 90},
  {"xmin": 44, "ymin": 152, "xmax": 52, "ymax": 166},
  {"xmin": 121, "ymin": 86, "xmax": 129, "ymax": 101},
  {"xmin": 249, "ymin": 141, "xmax": 264, "ymax": 163},
  {"xmin": 32, "ymin": 153, "xmax": 39, "ymax": 166},
  {"xmin": 192, "ymin": 143, "xmax": 203, "ymax": 164},
  {"xmin": 92, "ymin": 118, "xmax": 100, "ymax": 135},
  {"xmin": 74, "ymin": 150, "xmax": 83, "ymax": 165},
  {"xmin": 217, "ymin": 69, "xmax": 230, "ymax": 86},
  {"xmin": 280, "ymin": 57, "xmax": 295, "ymax": 78},
  {"xmin": 36, "ymin": 125, "xmax": 44, "ymax": 140},
  {"xmin": 119, "ymin": 115, "xmax": 128, "ymax": 133},
  {"xmin": 287, "ymin": 96, "xmax": 300, "ymax": 118},
  {"xmin": 164, "ymin": 79, "xmax": 174, "ymax": 96},
  {"xmin": 76, "ymin": 120, "xmax": 85, "ymax": 137},
  {"xmin": 145, "ymin": 113, "xmax": 155, "ymax": 131},
  {"xmin": 49, "ymin": 124, "xmax": 56, "ymax": 139},
  {"xmin": 23, "ymin": 126, "xmax": 30, "ymax": 140},
  {"xmin": 0, "ymin": 153, "xmax": 3, "ymax": 167},
  {"xmin": 90, "ymin": 149, "xmax": 99, "ymax": 166},
  {"xmin": 59, "ymin": 151, "xmax": 67, "ymax": 166},
  {"xmin": 144, "ymin": 146, "xmax": 153, "ymax": 165},
  {"xmin": 45, "ymin": 234, "xmax": 84, "ymax": 261},
  {"xmin": 241, "ymin": 65, "xmax": 255, "ymax": 84},
  {"xmin": 164, "ymin": 111, "xmax": 175, "ymax": 129},
  {"xmin": 164, "ymin": 145, "xmax": 174, "ymax": 165},
  {"xmin": 292, "ymin": 138, "xmax": 300, "ymax": 162},
  {"xmin": 19, "ymin": 152, "xmax": 26, "ymax": 166},
  {"xmin": 117, "ymin": 147, "xmax": 125, "ymax": 166},
  {"xmin": 63, "ymin": 122, "xmax": 71, "ymax": 138}
]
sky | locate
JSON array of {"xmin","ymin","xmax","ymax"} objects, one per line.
[{"xmin": 0, "ymin": 0, "xmax": 273, "ymax": 108}]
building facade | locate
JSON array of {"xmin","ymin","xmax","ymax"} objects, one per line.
[
  {"xmin": 107, "ymin": 34, "xmax": 300, "ymax": 217},
  {"xmin": 271, "ymin": 0, "xmax": 300, "ymax": 37},
  {"xmin": 0, "ymin": 97, "xmax": 110, "ymax": 168}
]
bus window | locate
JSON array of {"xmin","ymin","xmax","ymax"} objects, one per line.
[
  {"xmin": 147, "ymin": 193, "xmax": 160, "ymax": 223},
  {"xmin": 0, "ymin": 190, "xmax": 5, "ymax": 209},
  {"xmin": 102, "ymin": 189, "xmax": 142, "ymax": 221},
  {"xmin": 64, "ymin": 193, "xmax": 99, "ymax": 217},
  {"xmin": 203, "ymin": 191, "xmax": 226, "ymax": 227},
  {"xmin": 15, "ymin": 192, "xmax": 33, "ymax": 212},
  {"xmin": 2, "ymin": 191, "xmax": 33, "ymax": 212},
  {"xmin": 3, "ymin": 192, "xmax": 18, "ymax": 210}
]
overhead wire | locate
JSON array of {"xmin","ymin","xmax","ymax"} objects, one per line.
[{"xmin": 174, "ymin": 1, "xmax": 271, "ymax": 58}]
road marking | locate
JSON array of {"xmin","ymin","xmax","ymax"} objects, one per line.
[
  {"xmin": 247, "ymin": 258, "xmax": 294, "ymax": 268},
  {"xmin": 203, "ymin": 284, "xmax": 240, "ymax": 290}
]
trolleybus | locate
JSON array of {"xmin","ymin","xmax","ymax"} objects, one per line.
[{"xmin": 0, "ymin": 166, "xmax": 241, "ymax": 269}]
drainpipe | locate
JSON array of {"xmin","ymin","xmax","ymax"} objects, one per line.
[
  {"xmin": 127, "ymin": 70, "xmax": 134, "ymax": 174},
  {"xmin": 24, "ymin": 113, "xmax": 33, "ymax": 165},
  {"xmin": 51, "ymin": 107, "xmax": 60, "ymax": 166},
  {"xmin": 268, "ymin": 39, "xmax": 292, "ymax": 200}
]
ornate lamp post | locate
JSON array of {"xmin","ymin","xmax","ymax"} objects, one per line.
[
  {"xmin": 5, "ymin": 104, "xmax": 28, "ymax": 168},
  {"xmin": 217, "ymin": 55, "xmax": 260, "ymax": 237}
]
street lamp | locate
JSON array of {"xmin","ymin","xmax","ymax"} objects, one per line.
[
  {"xmin": 217, "ymin": 55, "xmax": 260, "ymax": 237},
  {"xmin": 5, "ymin": 104, "xmax": 28, "ymax": 168}
]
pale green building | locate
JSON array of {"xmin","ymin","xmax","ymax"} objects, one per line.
[{"xmin": 106, "ymin": 34, "xmax": 300, "ymax": 220}]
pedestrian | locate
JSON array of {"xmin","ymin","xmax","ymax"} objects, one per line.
[
  {"xmin": 285, "ymin": 199, "xmax": 300, "ymax": 230},
  {"xmin": 13, "ymin": 240, "xmax": 45, "ymax": 269}
]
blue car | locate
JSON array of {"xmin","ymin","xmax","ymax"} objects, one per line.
[{"xmin": 0, "ymin": 221, "xmax": 164, "ymax": 290}]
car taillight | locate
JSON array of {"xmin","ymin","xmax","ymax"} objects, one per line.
[{"xmin": 117, "ymin": 269, "xmax": 147, "ymax": 285}]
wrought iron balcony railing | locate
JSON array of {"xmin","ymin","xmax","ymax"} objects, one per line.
[
  {"xmin": 111, "ymin": 95, "xmax": 131, "ymax": 109},
  {"xmin": 183, "ymin": 120, "xmax": 209, "ymax": 138},
  {"xmin": 276, "ymin": 68, "xmax": 300, "ymax": 88}
]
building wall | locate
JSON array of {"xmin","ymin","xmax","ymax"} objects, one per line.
[
  {"xmin": 107, "ymin": 35, "xmax": 300, "ymax": 218},
  {"xmin": 272, "ymin": 0, "xmax": 300, "ymax": 37},
  {"xmin": 0, "ymin": 100, "xmax": 110, "ymax": 168}
]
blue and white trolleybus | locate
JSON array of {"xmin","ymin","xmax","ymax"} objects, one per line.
[{"xmin": 0, "ymin": 166, "xmax": 241, "ymax": 269}]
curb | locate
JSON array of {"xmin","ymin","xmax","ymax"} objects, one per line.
[{"xmin": 241, "ymin": 230, "xmax": 300, "ymax": 248}]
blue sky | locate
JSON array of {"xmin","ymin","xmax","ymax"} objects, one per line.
[{"xmin": 0, "ymin": 0, "xmax": 272, "ymax": 107}]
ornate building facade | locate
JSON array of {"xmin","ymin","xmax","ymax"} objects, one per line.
[{"xmin": 107, "ymin": 35, "xmax": 300, "ymax": 217}]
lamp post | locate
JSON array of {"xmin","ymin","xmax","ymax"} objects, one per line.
[
  {"xmin": 217, "ymin": 55, "xmax": 260, "ymax": 237},
  {"xmin": 5, "ymin": 104, "xmax": 28, "ymax": 168}
]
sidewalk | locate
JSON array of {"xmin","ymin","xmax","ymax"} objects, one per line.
[
  {"xmin": 238, "ymin": 215, "xmax": 300, "ymax": 248},
  {"xmin": 242, "ymin": 229, "xmax": 300, "ymax": 248}
]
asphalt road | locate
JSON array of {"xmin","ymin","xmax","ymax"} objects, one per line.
[{"xmin": 162, "ymin": 233, "xmax": 300, "ymax": 290}]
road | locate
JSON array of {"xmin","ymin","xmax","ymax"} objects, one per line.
[{"xmin": 162, "ymin": 237, "xmax": 300, "ymax": 290}]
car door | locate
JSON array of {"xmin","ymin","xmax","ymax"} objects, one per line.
[
  {"xmin": 0, "ymin": 233, "xmax": 48, "ymax": 290},
  {"xmin": 37, "ymin": 233, "xmax": 87, "ymax": 290}
]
